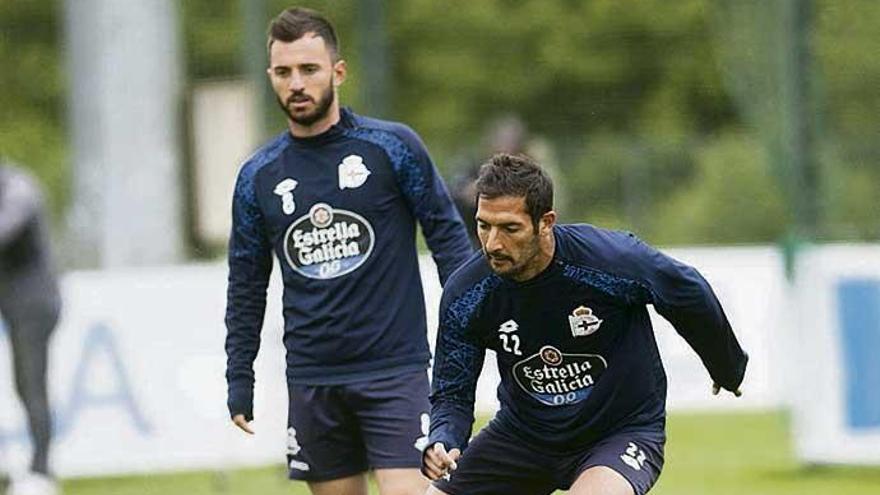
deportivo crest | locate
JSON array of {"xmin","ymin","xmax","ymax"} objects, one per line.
[
  {"xmin": 512, "ymin": 345, "xmax": 607, "ymax": 407},
  {"xmin": 283, "ymin": 202, "xmax": 375, "ymax": 279},
  {"xmin": 274, "ymin": 178, "xmax": 298, "ymax": 215},
  {"xmin": 338, "ymin": 154, "xmax": 371, "ymax": 190},
  {"xmin": 569, "ymin": 305, "xmax": 603, "ymax": 337}
]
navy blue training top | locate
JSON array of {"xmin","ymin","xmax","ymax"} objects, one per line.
[
  {"xmin": 225, "ymin": 108, "xmax": 472, "ymax": 419},
  {"xmin": 429, "ymin": 224, "xmax": 748, "ymax": 452}
]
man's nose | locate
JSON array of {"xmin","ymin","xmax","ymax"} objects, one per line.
[
  {"xmin": 288, "ymin": 72, "xmax": 305, "ymax": 91},
  {"xmin": 484, "ymin": 229, "xmax": 503, "ymax": 252}
]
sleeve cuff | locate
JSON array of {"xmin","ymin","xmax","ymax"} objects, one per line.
[
  {"xmin": 227, "ymin": 385, "xmax": 254, "ymax": 421},
  {"xmin": 718, "ymin": 351, "xmax": 749, "ymax": 392}
]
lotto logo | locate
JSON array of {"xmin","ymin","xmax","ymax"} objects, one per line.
[
  {"xmin": 287, "ymin": 427, "xmax": 302, "ymax": 456},
  {"xmin": 274, "ymin": 178, "xmax": 298, "ymax": 215},
  {"xmin": 497, "ymin": 319, "xmax": 523, "ymax": 356}
]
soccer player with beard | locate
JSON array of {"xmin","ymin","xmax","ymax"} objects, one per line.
[
  {"xmin": 422, "ymin": 154, "xmax": 748, "ymax": 495},
  {"xmin": 224, "ymin": 7, "xmax": 472, "ymax": 495}
]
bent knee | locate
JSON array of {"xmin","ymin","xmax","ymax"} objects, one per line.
[
  {"xmin": 570, "ymin": 465, "xmax": 635, "ymax": 495},
  {"xmin": 374, "ymin": 468, "xmax": 430, "ymax": 495},
  {"xmin": 423, "ymin": 484, "xmax": 449, "ymax": 495}
]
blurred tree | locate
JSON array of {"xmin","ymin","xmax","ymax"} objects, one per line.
[
  {"xmin": 814, "ymin": 1, "xmax": 880, "ymax": 240},
  {"xmin": 2, "ymin": 0, "xmax": 878, "ymax": 246},
  {"xmin": 652, "ymin": 134, "xmax": 789, "ymax": 244},
  {"xmin": 0, "ymin": 0, "xmax": 67, "ymax": 216},
  {"xmin": 389, "ymin": 0, "xmax": 737, "ymax": 159}
]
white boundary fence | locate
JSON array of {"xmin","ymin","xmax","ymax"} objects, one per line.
[{"xmin": 1, "ymin": 245, "xmax": 877, "ymax": 476}]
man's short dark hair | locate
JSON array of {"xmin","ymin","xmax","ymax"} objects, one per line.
[
  {"xmin": 476, "ymin": 153, "xmax": 554, "ymax": 229},
  {"xmin": 267, "ymin": 7, "xmax": 340, "ymax": 60}
]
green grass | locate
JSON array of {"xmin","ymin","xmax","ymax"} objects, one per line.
[
  {"xmin": 62, "ymin": 411, "xmax": 880, "ymax": 495},
  {"xmin": 654, "ymin": 411, "xmax": 880, "ymax": 495}
]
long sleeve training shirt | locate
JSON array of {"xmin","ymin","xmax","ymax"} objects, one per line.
[
  {"xmin": 226, "ymin": 108, "xmax": 472, "ymax": 419},
  {"xmin": 429, "ymin": 224, "xmax": 748, "ymax": 453}
]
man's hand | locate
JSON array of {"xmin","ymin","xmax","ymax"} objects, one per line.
[
  {"xmin": 232, "ymin": 414, "xmax": 255, "ymax": 434},
  {"xmin": 712, "ymin": 383, "xmax": 742, "ymax": 397},
  {"xmin": 422, "ymin": 443, "xmax": 461, "ymax": 481}
]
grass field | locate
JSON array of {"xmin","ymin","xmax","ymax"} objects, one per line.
[{"xmin": 61, "ymin": 411, "xmax": 880, "ymax": 495}]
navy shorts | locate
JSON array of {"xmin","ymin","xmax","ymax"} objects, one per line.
[
  {"xmin": 433, "ymin": 421, "xmax": 665, "ymax": 495},
  {"xmin": 286, "ymin": 369, "xmax": 431, "ymax": 481}
]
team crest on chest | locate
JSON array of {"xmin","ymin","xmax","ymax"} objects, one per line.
[
  {"xmin": 274, "ymin": 178, "xmax": 298, "ymax": 215},
  {"xmin": 569, "ymin": 305, "xmax": 603, "ymax": 337},
  {"xmin": 338, "ymin": 154, "xmax": 371, "ymax": 190}
]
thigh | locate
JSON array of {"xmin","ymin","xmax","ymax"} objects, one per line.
[
  {"xmin": 1, "ymin": 289, "xmax": 60, "ymax": 341},
  {"xmin": 4, "ymin": 307, "xmax": 54, "ymax": 389},
  {"xmin": 569, "ymin": 466, "xmax": 634, "ymax": 495},
  {"xmin": 432, "ymin": 422, "xmax": 556, "ymax": 495},
  {"xmin": 346, "ymin": 370, "xmax": 431, "ymax": 470},
  {"xmin": 373, "ymin": 467, "xmax": 428, "ymax": 495},
  {"xmin": 287, "ymin": 383, "xmax": 368, "ymax": 481},
  {"xmin": 4, "ymin": 300, "xmax": 57, "ymax": 350},
  {"xmin": 565, "ymin": 429, "xmax": 665, "ymax": 495},
  {"xmin": 307, "ymin": 473, "xmax": 369, "ymax": 495}
]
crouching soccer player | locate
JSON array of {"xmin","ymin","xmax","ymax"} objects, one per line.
[{"xmin": 422, "ymin": 153, "xmax": 747, "ymax": 495}]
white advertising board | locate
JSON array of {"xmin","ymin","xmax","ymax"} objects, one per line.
[
  {"xmin": 789, "ymin": 245, "xmax": 880, "ymax": 465},
  {"xmin": 0, "ymin": 247, "xmax": 793, "ymax": 477}
]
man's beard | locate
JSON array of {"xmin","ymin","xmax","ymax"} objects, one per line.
[
  {"xmin": 277, "ymin": 80, "xmax": 335, "ymax": 127},
  {"xmin": 483, "ymin": 236, "xmax": 541, "ymax": 280}
]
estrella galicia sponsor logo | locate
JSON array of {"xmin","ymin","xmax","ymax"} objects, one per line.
[
  {"xmin": 283, "ymin": 202, "xmax": 375, "ymax": 279},
  {"xmin": 512, "ymin": 345, "xmax": 607, "ymax": 407}
]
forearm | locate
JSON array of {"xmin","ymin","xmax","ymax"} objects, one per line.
[
  {"xmin": 655, "ymin": 273, "xmax": 748, "ymax": 390},
  {"xmin": 428, "ymin": 399, "xmax": 476, "ymax": 452},
  {"xmin": 224, "ymin": 256, "xmax": 271, "ymax": 419}
]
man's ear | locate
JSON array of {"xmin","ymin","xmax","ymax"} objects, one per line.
[
  {"xmin": 540, "ymin": 210, "xmax": 557, "ymax": 236},
  {"xmin": 333, "ymin": 59, "xmax": 347, "ymax": 88}
]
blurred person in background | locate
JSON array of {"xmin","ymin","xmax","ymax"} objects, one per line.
[
  {"xmin": 423, "ymin": 154, "xmax": 747, "ymax": 495},
  {"xmin": 450, "ymin": 115, "xmax": 563, "ymax": 249},
  {"xmin": 224, "ymin": 6, "xmax": 471, "ymax": 495},
  {"xmin": 0, "ymin": 161, "xmax": 62, "ymax": 495}
]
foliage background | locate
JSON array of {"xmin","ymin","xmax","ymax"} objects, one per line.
[
  {"xmin": 1, "ymin": 0, "xmax": 878, "ymax": 246},
  {"xmin": 2, "ymin": 3, "xmax": 880, "ymax": 492}
]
